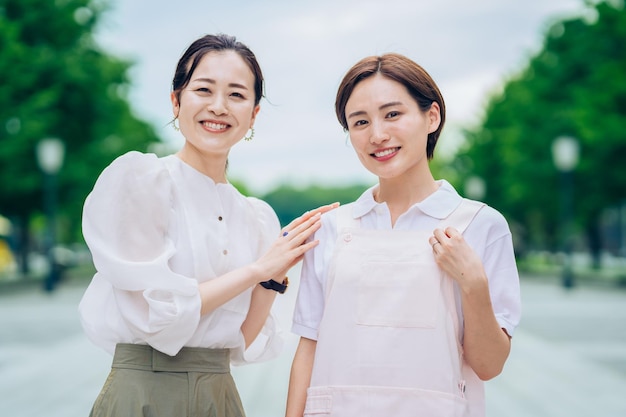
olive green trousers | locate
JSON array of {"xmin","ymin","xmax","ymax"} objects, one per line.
[{"xmin": 89, "ymin": 343, "xmax": 245, "ymax": 417}]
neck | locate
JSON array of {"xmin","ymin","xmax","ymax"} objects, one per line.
[
  {"xmin": 375, "ymin": 173, "xmax": 439, "ymax": 224},
  {"xmin": 176, "ymin": 146, "xmax": 228, "ymax": 184}
]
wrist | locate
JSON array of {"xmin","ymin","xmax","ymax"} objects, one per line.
[
  {"xmin": 459, "ymin": 273, "xmax": 489, "ymax": 296},
  {"xmin": 259, "ymin": 277, "xmax": 289, "ymax": 294}
]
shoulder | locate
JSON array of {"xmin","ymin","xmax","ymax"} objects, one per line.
[
  {"xmin": 474, "ymin": 202, "xmax": 510, "ymax": 228},
  {"xmin": 468, "ymin": 200, "xmax": 513, "ymax": 244},
  {"xmin": 102, "ymin": 151, "xmax": 165, "ymax": 179},
  {"xmin": 323, "ymin": 202, "xmax": 353, "ymax": 225},
  {"xmin": 246, "ymin": 196, "xmax": 277, "ymax": 220},
  {"xmin": 97, "ymin": 152, "xmax": 170, "ymax": 189},
  {"xmin": 88, "ymin": 152, "xmax": 173, "ymax": 208},
  {"xmin": 245, "ymin": 196, "xmax": 280, "ymax": 234},
  {"xmin": 312, "ymin": 202, "xmax": 352, "ymax": 240}
]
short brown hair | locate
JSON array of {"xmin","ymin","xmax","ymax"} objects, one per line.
[{"xmin": 335, "ymin": 53, "xmax": 446, "ymax": 159}]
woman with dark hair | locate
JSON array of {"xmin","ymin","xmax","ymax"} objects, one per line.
[
  {"xmin": 286, "ymin": 53, "xmax": 521, "ymax": 417},
  {"xmin": 79, "ymin": 33, "xmax": 337, "ymax": 417}
]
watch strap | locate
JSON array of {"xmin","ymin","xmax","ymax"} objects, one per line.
[{"xmin": 259, "ymin": 277, "xmax": 289, "ymax": 294}]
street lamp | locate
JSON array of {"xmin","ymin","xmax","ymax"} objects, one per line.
[
  {"xmin": 36, "ymin": 138, "xmax": 65, "ymax": 292},
  {"xmin": 551, "ymin": 136, "xmax": 579, "ymax": 289},
  {"xmin": 465, "ymin": 176, "xmax": 486, "ymax": 201}
]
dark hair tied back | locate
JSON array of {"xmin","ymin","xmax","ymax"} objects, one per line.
[{"xmin": 171, "ymin": 33, "xmax": 264, "ymax": 106}]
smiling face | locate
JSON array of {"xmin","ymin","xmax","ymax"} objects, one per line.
[
  {"xmin": 171, "ymin": 50, "xmax": 259, "ymax": 165},
  {"xmin": 345, "ymin": 74, "xmax": 441, "ymax": 182}
]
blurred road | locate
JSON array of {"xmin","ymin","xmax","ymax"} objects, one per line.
[{"xmin": 1, "ymin": 271, "xmax": 625, "ymax": 417}]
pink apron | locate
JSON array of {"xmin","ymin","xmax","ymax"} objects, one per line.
[{"xmin": 304, "ymin": 199, "xmax": 485, "ymax": 417}]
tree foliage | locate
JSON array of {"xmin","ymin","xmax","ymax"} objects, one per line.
[
  {"xmin": 0, "ymin": 0, "xmax": 162, "ymax": 243},
  {"xmin": 456, "ymin": 0, "xmax": 626, "ymax": 254},
  {"xmin": 262, "ymin": 183, "xmax": 371, "ymax": 226}
]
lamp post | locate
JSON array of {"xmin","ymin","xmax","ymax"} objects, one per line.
[
  {"xmin": 464, "ymin": 176, "xmax": 486, "ymax": 201},
  {"xmin": 36, "ymin": 138, "xmax": 65, "ymax": 292},
  {"xmin": 551, "ymin": 136, "xmax": 579, "ymax": 289}
]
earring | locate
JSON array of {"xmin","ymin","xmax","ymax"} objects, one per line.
[
  {"xmin": 244, "ymin": 128, "xmax": 255, "ymax": 141},
  {"xmin": 172, "ymin": 118, "xmax": 180, "ymax": 132}
]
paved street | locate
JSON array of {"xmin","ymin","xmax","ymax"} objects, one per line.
[{"xmin": 1, "ymin": 271, "xmax": 625, "ymax": 416}]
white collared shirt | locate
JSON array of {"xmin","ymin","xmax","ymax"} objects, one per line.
[
  {"xmin": 79, "ymin": 151, "xmax": 282, "ymax": 363},
  {"xmin": 292, "ymin": 180, "xmax": 521, "ymax": 340}
]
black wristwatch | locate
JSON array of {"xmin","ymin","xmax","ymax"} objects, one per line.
[{"xmin": 260, "ymin": 277, "xmax": 289, "ymax": 294}]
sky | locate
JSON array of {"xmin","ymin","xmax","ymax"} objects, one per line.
[{"xmin": 94, "ymin": 0, "xmax": 587, "ymax": 194}]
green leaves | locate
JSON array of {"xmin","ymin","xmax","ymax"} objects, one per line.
[
  {"xmin": 0, "ymin": 0, "xmax": 161, "ymax": 241},
  {"xmin": 458, "ymin": 1, "xmax": 626, "ymax": 252}
]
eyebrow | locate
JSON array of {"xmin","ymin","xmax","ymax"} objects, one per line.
[
  {"xmin": 347, "ymin": 101, "xmax": 404, "ymax": 119},
  {"xmin": 192, "ymin": 77, "xmax": 250, "ymax": 90}
]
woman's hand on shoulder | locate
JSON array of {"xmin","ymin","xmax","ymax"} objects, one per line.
[{"xmin": 252, "ymin": 202, "xmax": 339, "ymax": 282}]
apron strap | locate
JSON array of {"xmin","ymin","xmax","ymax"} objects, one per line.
[
  {"xmin": 438, "ymin": 199, "xmax": 485, "ymax": 234},
  {"xmin": 335, "ymin": 203, "xmax": 360, "ymax": 232}
]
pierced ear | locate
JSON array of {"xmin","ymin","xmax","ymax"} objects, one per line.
[
  {"xmin": 170, "ymin": 91, "xmax": 180, "ymax": 117},
  {"xmin": 249, "ymin": 104, "xmax": 261, "ymax": 127},
  {"xmin": 428, "ymin": 102, "xmax": 442, "ymax": 134}
]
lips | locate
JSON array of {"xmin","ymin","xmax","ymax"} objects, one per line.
[
  {"xmin": 372, "ymin": 147, "xmax": 400, "ymax": 159},
  {"xmin": 201, "ymin": 121, "xmax": 230, "ymax": 131}
]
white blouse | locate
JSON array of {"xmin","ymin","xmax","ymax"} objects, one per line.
[
  {"xmin": 292, "ymin": 180, "xmax": 522, "ymax": 341},
  {"xmin": 78, "ymin": 151, "xmax": 282, "ymax": 364}
]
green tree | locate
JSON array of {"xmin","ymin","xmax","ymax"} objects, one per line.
[
  {"xmin": 262, "ymin": 183, "xmax": 370, "ymax": 226},
  {"xmin": 0, "ymin": 0, "xmax": 162, "ymax": 273},
  {"xmin": 456, "ymin": 0, "xmax": 626, "ymax": 263}
]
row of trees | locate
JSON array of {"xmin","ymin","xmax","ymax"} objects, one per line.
[
  {"xmin": 1, "ymin": 0, "xmax": 624, "ymax": 275},
  {"xmin": 454, "ymin": 0, "xmax": 626, "ymax": 265},
  {"xmin": 0, "ymin": 0, "xmax": 160, "ymax": 272}
]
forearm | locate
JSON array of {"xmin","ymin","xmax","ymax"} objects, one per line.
[
  {"xmin": 198, "ymin": 263, "xmax": 268, "ymax": 315},
  {"xmin": 460, "ymin": 276, "xmax": 511, "ymax": 380},
  {"xmin": 240, "ymin": 283, "xmax": 278, "ymax": 348},
  {"xmin": 285, "ymin": 337, "xmax": 316, "ymax": 417}
]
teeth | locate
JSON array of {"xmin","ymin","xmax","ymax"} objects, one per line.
[
  {"xmin": 374, "ymin": 148, "xmax": 398, "ymax": 157},
  {"xmin": 203, "ymin": 122, "xmax": 228, "ymax": 130}
]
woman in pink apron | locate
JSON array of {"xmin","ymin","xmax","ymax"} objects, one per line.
[{"xmin": 286, "ymin": 53, "xmax": 521, "ymax": 417}]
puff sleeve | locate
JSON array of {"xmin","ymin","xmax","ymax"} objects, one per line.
[{"xmin": 79, "ymin": 152, "xmax": 201, "ymax": 356}]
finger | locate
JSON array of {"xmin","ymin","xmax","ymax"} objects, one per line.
[
  {"xmin": 432, "ymin": 228, "xmax": 447, "ymax": 243},
  {"xmin": 284, "ymin": 213, "xmax": 322, "ymax": 242},
  {"xmin": 300, "ymin": 202, "xmax": 340, "ymax": 222},
  {"xmin": 284, "ymin": 202, "xmax": 339, "ymax": 236},
  {"xmin": 429, "ymin": 238, "xmax": 442, "ymax": 252},
  {"xmin": 292, "ymin": 239, "xmax": 320, "ymax": 257},
  {"xmin": 295, "ymin": 214, "xmax": 323, "ymax": 241},
  {"xmin": 282, "ymin": 205, "xmax": 328, "ymax": 236},
  {"xmin": 432, "ymin": 241, "xmax": 442, "ymax": 254},
  {"xmin": 444, "ymin": 226, "xmax": 461, "ymax": 238},
  {"xmin": 285, "ymin": 209, "xmax": 317, "ymax": 231}
]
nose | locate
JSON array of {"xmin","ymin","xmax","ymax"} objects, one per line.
[
  {"xmin": 370, "ymin": 121, "xmax": 390, "ymax": 145},
  {"xmin": 208, "ymin": 94, "xmax": 228, "ymax": 115}
]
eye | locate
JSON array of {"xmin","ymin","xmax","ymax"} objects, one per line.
[
  {"xmin": 353, "ymin": 119, "xmax": 369, "ymax": 128},
  {"xmin": 230, "ymin": 91, "xmax": 245, "ymax": 99},
  {"xmin": 195, "ymin": 87, "xmax": 211, "ymax": 94},
  {"xmin": 385, "ymin": 110, "xmax": 400, "ymax": 119}
]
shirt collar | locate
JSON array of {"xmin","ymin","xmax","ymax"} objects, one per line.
[{"xmin": 351, "ymin": 179, "xmax": 463, "ymax": 220}]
